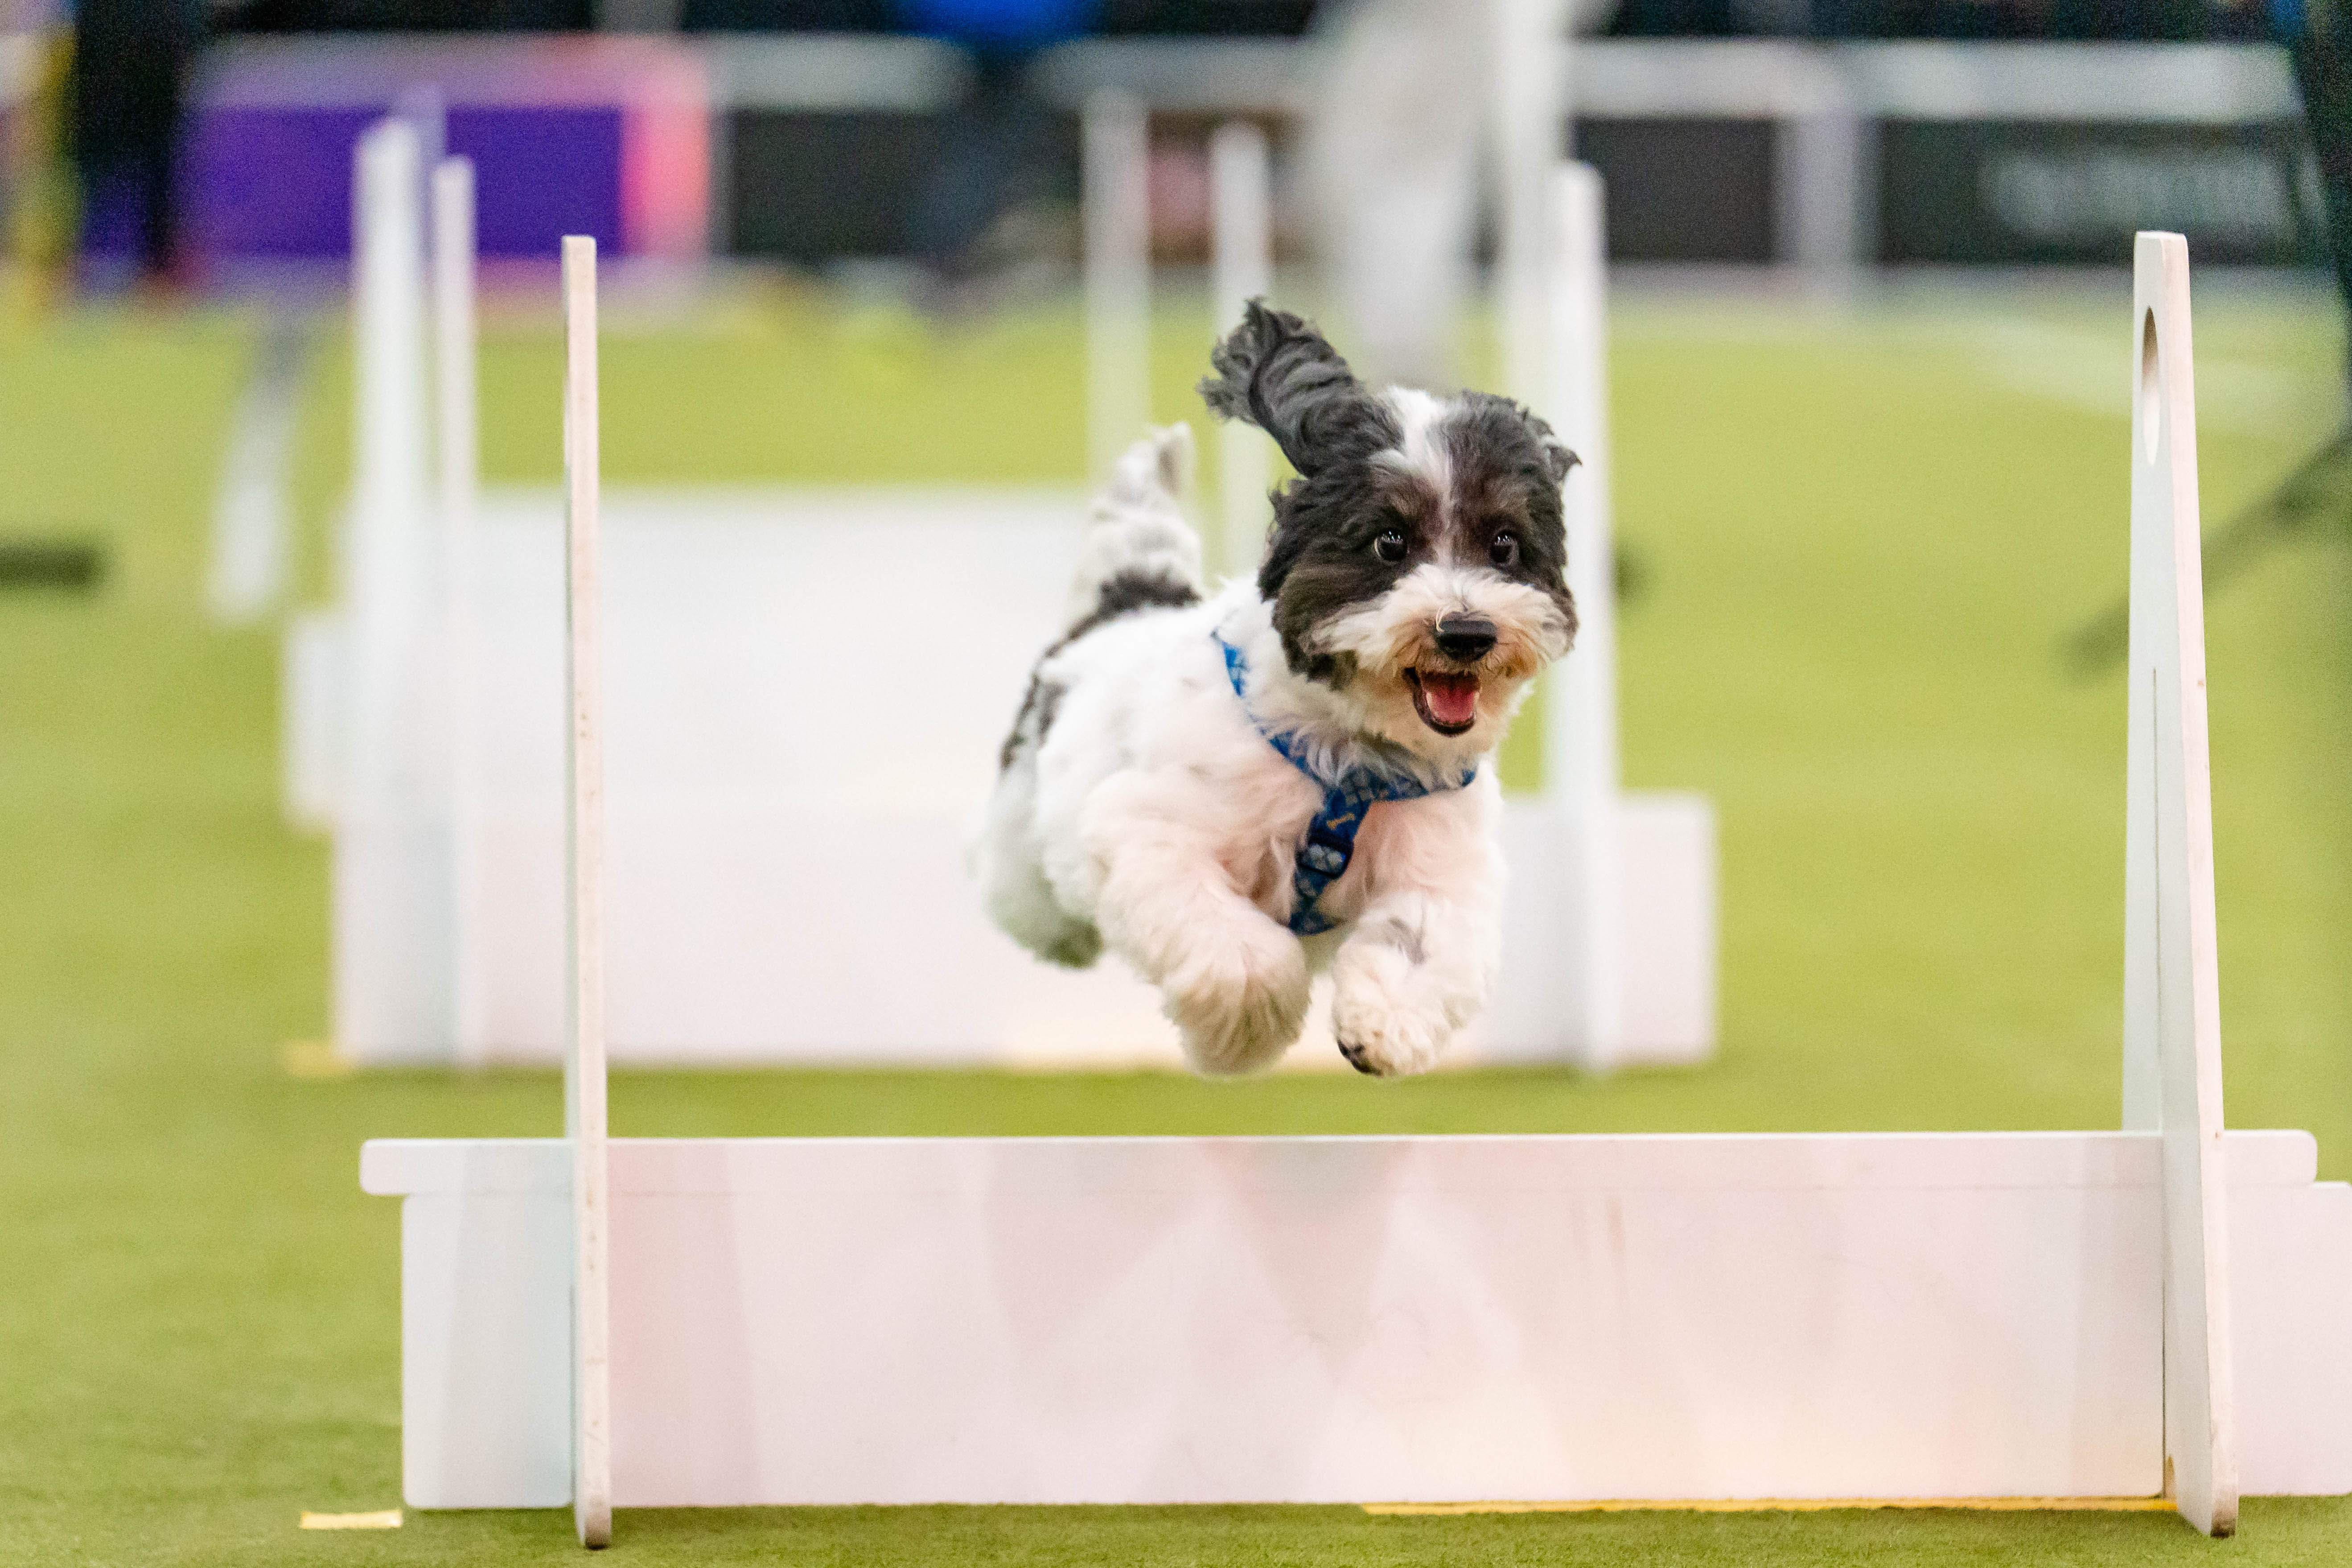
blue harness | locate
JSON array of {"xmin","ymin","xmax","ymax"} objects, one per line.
[{"xmin": 1216, "ymin": 636, "xmax": 1475, "ymax": 935}]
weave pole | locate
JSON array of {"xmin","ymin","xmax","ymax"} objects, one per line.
[
  {"xmin": 1209, "ymin": 120, "xmax": 1272, "ymax": 579},
  {"xmin": 433, "ymin": 156, "xmax": 482, "ymax": 1065},
  {"xmin": 1083, "ymin": 89, "xmax": 1150, "ymax": 483},
  {"xmin": 1492, "ymin": 0, "xmax": 1562, "ymax": 411},
  {"xmin": 340, "ymin": 116, "xmax": 456, "ymax": 1061},
  {"xmin": 560, "ymin": 234, "xmax": 613, "ymax": 1550}
]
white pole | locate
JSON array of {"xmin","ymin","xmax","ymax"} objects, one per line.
[
  {"xmin": 561, "ymin": 234, "xmax": 613, "ymax": 1551},
  {"xmin": 397, "ymin": 84, "xmax": 446, "ymax": 179},
  {"xmin": 1776, "ymin": 95, "xmax": 1867, "ymax": 305},
  {"xmin": 2121, "ymin": 230, "xmax": 2237, "ymax": 1538},
  {"xmin": 1543, "ymin": 161, "xmax": 1623, "ymax": 1070},
  {"xmin": 336, "ymin": 116, "xmax": 456, "ymax": 1062},
  {"xmin": 1083, "ymin": 89, "xmax": 1150, "ymax": 482},
  {"xmin": 208, "ymin": 319, "xmax": 305, "ymax": 625},
  {"xmin": 1210, "ymin": 120, "xmax": 1272, "ymax": 580},
  {"xmin": 1493, "ymin": 0, "xmax": 1563, "ymax": 411},
  {"xmin": 434, "ymin": 156, "xmax": 483, "ymax": 1066}
]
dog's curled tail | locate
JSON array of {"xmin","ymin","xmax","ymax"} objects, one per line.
[{"xmin": 1064, "ymin": 423, "xmax": 1204, "ymax": 634}]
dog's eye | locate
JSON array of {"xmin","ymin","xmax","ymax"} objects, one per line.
[
  {"xmin": 1489, "ymin": 531, "xmax": 1520, "ymax": 570},
  {"xmin": 1372, "ymin": 530, "xmax": 1407, "ymax": 564}
]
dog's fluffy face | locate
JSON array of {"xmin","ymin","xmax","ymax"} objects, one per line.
[{"xmin": 1199, "ymin": 305, "xmax": 1577, "ymax": 761}]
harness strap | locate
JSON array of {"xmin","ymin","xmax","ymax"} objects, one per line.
[{"xmin": 1214, "ymin": 635, "xmax": 1474, "ymax": 935}]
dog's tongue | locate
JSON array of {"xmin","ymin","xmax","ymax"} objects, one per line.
[{"xmin": 1420, "ymin": 672, "xmax": 1480, "ymax": 727}]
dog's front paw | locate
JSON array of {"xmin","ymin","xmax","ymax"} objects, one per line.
[
  {"xmin": 1161, "ymin": 918, "xmax": 1311, "ymax": 1076},
  {"xmin": 1330, "ymin": 938, "xmax": 1459, "ymax": 1078}
]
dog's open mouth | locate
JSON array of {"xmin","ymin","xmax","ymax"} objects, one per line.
[{"xmin": 1406, "ymin": 670, "xmax": 1480, "ymax": 736}]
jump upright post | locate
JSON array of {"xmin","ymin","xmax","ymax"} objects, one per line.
[
  {"xmin": 362, "ymin": 234, "xmax": 2351, "ymax": 1541},
  {"xmin": 560, "ymin": 235, "xmax": 613, "ymax": 1549},
  {"xmin": 2123, "ymin": 229, "xmax": 2237, "ymax": 1535},
  {"xmin": 1541, "ymin": 162, "xmax": 1626, "ymax": 1067}
]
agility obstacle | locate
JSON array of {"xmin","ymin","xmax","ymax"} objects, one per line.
[
  {"xmin": 362, "ymin": 235, "xmax": 2349, "ymax": 1543},
  {"xmin": 296, "ymin": 111, "xmax": 1715, "ymax": 1070}
]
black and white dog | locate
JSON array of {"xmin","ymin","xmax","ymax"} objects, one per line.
[{"xmin": 977, "ymin": 304, "xmax": 1577, "ymax": 1075}]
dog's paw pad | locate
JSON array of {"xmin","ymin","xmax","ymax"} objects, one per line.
[{"xmin": 1329, "ymin": 979, "xmax": 1453, "ymax": 1078}]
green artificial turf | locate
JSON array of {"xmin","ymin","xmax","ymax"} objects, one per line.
[{"xmin": 2, "ymin": 279, "xmax": 2349, "ymax": 1564}]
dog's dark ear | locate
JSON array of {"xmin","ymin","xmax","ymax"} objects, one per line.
[
  {"xmin": 1499, "ymin": 400, "xmax": 1579, "ymax": 489},
  {"xmin": 1197, "ymin": 301, "xmax": 1391, "ymax": 478},
  {"xmin": 1548, "ymin": 444, "xmax": 1579, "ymax": 487}
]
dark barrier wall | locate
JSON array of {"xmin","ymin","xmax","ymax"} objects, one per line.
[
  {"xmin": 1879, "ymin": 120, "xmax": 2318, "ymax": 266},
  {"xmin": 223, "ymin": 1, "xmax": 593, "ymax": 27},
  {"xmin": 724, "ymin": 109, "xmax": 2316, "ymax": 268},
  {"xmin": 1576, "ymin": 119, "xmax": 1777, "ymax": 263},
  {"xmin": 728, "ymin": 111, "xmax": 943, "ymax": 260}
]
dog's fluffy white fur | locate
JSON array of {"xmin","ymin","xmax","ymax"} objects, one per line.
[{"xmin": 976, "ymin": 305, "xmax": 1577, "ymax": 1076}]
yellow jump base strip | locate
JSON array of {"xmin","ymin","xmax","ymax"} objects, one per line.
[
  {"xmin": 299, "ymin": 1509, "xmax": 403, "ymax": 1530},
  {"xmin": 1367, "ymin": 1497, "xmax": 2175, "ymax": 1516}
]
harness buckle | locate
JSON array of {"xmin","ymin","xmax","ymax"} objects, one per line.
[{"xmin": 1301, "ymin": 827, "xmax": 1354, "ymax": 878}]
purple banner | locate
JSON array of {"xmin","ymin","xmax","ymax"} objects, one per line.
[{"xmin": 180, "ymin": 103, "xmax": 625, "ymax": 263}]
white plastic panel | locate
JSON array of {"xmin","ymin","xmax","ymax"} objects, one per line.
[{"xmin": 362, "ymin": 1130, "xmax": 2352, "ymax": 1509}]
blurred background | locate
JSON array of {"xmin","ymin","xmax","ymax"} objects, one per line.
[
  {"xmin": 2, "ymin": 2, "xmax": 2350, "ymax": 1557},
  {"xmin": 2, "ymin": 1, "xmax": 2336, "ymax": 295}
]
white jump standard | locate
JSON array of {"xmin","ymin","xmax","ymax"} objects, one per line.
[{"xmin": 363, "ymin": 235, "xmax": 2351, "ymax": 1541}]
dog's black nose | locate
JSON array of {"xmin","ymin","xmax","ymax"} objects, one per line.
[{"xmin": 1433, "ymin": 614, "xmax": 1497, "ymax": 664}]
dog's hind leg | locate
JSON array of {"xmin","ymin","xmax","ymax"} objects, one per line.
[
  {"xmin": 979, "ymin": 425, "xmax": 1208, "ymax": 975},
  {"xmin": 976, "ymin": 684, "xmax": 1102, "ymax": 969}
]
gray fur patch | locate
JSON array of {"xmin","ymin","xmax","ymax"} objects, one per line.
[
  {"xmin": 999, "ymin": 568, "xmax": 1199, "ymax": 773},
  {"xmin": 1374, "ymin": 916, "xmax": 1427, "ymax": 966}
]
